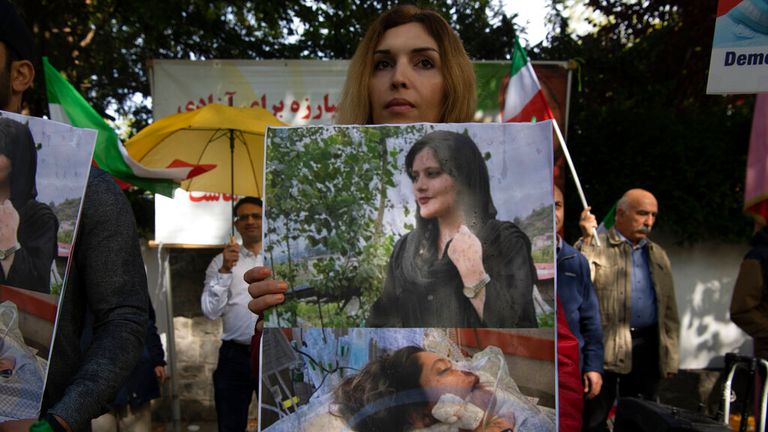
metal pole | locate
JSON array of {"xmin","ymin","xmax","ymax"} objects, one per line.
[
  {"xmin": 552, "ymin": 118, "xmax": 600, "ymax": 246},
  {"xmin": 160, "ymin": 245, "xmax": 181, "ymax": 432},
  {"xmin": 230, "ymin": 129, "xmax": 235, "ymax": 237}
]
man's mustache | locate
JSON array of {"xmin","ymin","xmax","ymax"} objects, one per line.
[{"xmin": 638, "ymin": 225, "xmax": 652, "ymax": 234}]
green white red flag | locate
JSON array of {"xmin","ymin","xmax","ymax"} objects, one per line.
[
  {"xmin": 43, "ymin": 57, "xmax": 209, "ymax": 197},
  {"xmin": 502, "ymin": 36, "xmax": 554, "ymax": 123},
  {"xmin": 745, "ymin": 93, "xmax": 768, "ymax": 225}
]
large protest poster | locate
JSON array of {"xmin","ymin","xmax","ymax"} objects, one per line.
[
  {"xmin": 150, "ymin": 60, "xmax": 570, "ymax": 246},
  {"xmin": 258, "ymin": 327, "xmax": 556, "ymax": 431},
  {"xmin": 261, "ymin": 122, "xmax": 554, "ymax": 329},
  {"xmin": 0, "ymin": 111, "xmax": 95, "ymax": 421},
  {"xmin": 707, "ymin": 0, "xmax": 768, "ymax": 94}
]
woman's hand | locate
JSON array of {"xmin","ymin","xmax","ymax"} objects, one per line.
[
  {"xmin": 446, "ymin": 225, "xmax": 486, "ymax": 287},
  {"xmin": 447, "ymin": 225, "xmax": 488, "ymax": 319},
  {"xmin": 0, "ymin": 200, "xmax": 19, "ymax": 249},
  {"xmin": 244, "ymin": 266, "xmax": 287, "ymax": 330}
]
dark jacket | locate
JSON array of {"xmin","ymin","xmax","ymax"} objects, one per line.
[
  {"xmin": 112, "ymin": 300, "xmax": 166, "ymax": 408},
  {"xmin": 41, "ymin": 167, "xmax": 149, "ymax": 431},
  {"xmin": 367, "ymin": 220, "xmax": 537, "ymax": 328},
  {"xmin": 557, "ymin": 240, "xmax": 604, "ymax": 374},
  {"xmin": 730, "ymin": 226, "xmax": 768, "ymax": 359}
]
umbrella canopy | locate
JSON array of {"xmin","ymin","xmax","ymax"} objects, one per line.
[{"xmin": 125, "ymin": 104, "xmax": 286, "ymax": 198}]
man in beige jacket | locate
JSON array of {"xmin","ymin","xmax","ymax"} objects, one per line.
[{"xmin": 577, "ymin": 189, "xmax": 680, "ymax": 432}]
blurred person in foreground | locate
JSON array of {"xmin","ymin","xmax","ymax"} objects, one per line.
[
  {"xmin": 730, "ymin": 220, "xmax": 768, "ymax": 360},
  {"xmin": 576, "ymin": 189, "xmax": 679, "ymax": 432},
  {"xmin": 90, "ymin": 299, "xmax": 166, "ymax": 432},
  {"xmin": 0, "ymin": 1, "xmax": 148, "ymax": 430},
  {"xmin": 554, "ymin": 185, "xmax": 604, "ymax": 432}
]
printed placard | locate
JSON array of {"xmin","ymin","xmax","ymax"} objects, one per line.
[
  {"xmin": 263, "ymin": 122, "xmax": 555, "ymax": 328},
  {"xmin": 258, "ymin": 327, "xmax": 556, "ymax": 431},
  {"xmin": 0, "ymin": 111, "xmax": 95, "ymax": 421},
  {"xmin": 707, "ymin": 0, "xmax": 768, "ymax": 94}
]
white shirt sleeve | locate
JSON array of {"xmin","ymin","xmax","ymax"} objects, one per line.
[{"xmin": 201, "ymin": 254, "xmax": 233, "ymax": 320}]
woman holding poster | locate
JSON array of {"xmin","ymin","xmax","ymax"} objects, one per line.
[
  {"xmin": 367, "ymin": 131, "xmax": 537, "ymax": 328},
  {"xmin": 246, "ymin": 4, "xmax": 485, "ymax": 320}
]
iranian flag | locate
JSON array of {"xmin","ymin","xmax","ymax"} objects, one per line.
[
  {"xmin": 745, "ymin": 93, "xmax": 768, "ymax": 225},
  {"xmin": 502, "ymin": 36, "xmax": 554, "ymax": 123},
  {"xmin": 44, "ymin": 57, "xmax": 209, "ymax": 197}
]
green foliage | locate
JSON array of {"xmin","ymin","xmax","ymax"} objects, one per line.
[
  {"xmin": 531, "ymin": 247, "xmax": 554, "ymax": 263},
  {"xmin": 537, "ymin": 310, "xmax": 555, "ymax": 328},
  {"xmin": 265, "ymin": 125, "xmax": 426, "ymax": 326},
  {"xmin": 49, "ymin": 198, "xmax": 81, "ymax": 222},
  {"xmin": 57, "ymin": 229, "xmax": 73, "ymax": 244},
  {"xmin": 13, "ymin": 0, "xmax": 519, "ymax": 130},
  {"xmin": 538, "ymin": 0, "xmax": 753, "ymax": 244}
]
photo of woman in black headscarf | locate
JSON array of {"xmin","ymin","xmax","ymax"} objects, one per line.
[
  {"xmin": 0, "ymin": 117, "xmax": 58, "ymax": 293},
  {"xmin": 367, "ymin": 130, "xmax": 538, "ymax": 328}
]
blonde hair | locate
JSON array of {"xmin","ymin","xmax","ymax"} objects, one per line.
[{"xmin": 336, "ymin": 5, "xmax": 476, "ymax": 125}]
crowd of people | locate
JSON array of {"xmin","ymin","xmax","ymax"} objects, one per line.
[{"xmin": 1, "ymin": 1, "xmax": 766, "ymax": 431}]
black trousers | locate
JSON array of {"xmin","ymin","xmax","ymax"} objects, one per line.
[
  {"xmin": 582, "ymin": 326, "xmax": 661, "ymax": 432},
  {"xmin": 213, "ymin": 340, "xmax": 258, "ymax": 432}
]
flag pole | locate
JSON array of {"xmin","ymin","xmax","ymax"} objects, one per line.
[{"xmin": 552, "ymin": 118, "xmax": 601, "ymax": 246}]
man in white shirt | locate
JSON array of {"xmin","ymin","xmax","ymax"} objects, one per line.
[{"xmin": 201, "ymin": 196, "xmax": 263, "ymax": 432}]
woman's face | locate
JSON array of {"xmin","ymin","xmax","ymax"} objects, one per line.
[
  {"xmin": 417, "ymin": 351, "xmax": 479, "ymax": 402},
  {"xmin": 411, "ymin": 147, "xmax": 458, "ymax": 221},
  {"xmin": 369, "ymin": 22, "xmax": 445, "ymax": 124}
]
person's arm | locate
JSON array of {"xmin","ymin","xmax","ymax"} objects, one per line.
[
  {"xmin": 659, "ymin": 250, "xmax": 680, "ymax": 376},
  {"xmin": 1, "ymin": 201, "xmax": 58, "ymax": 293},
  {"xmin": 578, "ymin": 254, "xmax": 604, "ymax": 378},
  {"xmin": 46, "ymin": 170, "xmax": 149, "ymax": 431},
  {"xmin": 730, "ymin": 258, "xmax": 768, "ymax": 339},
  {"xmin": 201, "ymin": 254, "xmax": 232, "ymax": 320},
  {"xmin": 446, "ymin": 225, "xmax": 488, "ymax": 320},
  {"xmin": 482, "ymin": 224, "xmax": 537, "ymax": 328}
]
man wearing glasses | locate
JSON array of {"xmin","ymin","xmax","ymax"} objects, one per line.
[{"xmin": 201, "ymin": 196, "xmax": 263, "ymax": 432}]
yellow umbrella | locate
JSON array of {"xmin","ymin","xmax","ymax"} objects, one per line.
[{"xmin": 125, "ymin": 103, "xmax": 286, "ymax": 199}]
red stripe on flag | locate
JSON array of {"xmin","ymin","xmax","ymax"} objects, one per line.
[
  {"xmin": 166, "ymin": 159, "xmax": 217, "ymax": 180},
  {"xmin": 506, "ymin": 90, "xmax": 554, "ymax": 123},
  {"xmin": 745, "ymin": 94, "xmax": 768, "ymax": 224}
]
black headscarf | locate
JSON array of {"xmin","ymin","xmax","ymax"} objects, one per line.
[
  {"xmin": 403, "ymin": 130, "xmax": 497, "ymax": 275},
  {"xmin": 0, "ymin": 116, "xmax": 38, "ymax": 210}
]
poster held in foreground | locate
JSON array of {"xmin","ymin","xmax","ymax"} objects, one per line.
[
  {"xmin": 263, "ymin": 122, "xmax": 555, "ymax": 329},
  {"xmin": 0, "ymin": 111, "xmax": 95, "ymax": 422},
  {"xmin": 258, "ymin": 327, "xmax": 556, "ymax": 431}
]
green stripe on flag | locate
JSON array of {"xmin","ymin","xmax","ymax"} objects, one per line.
[
  {"xmin": 599, "ymin": 202, "xmax": 617, "ymax": 231},
  {"xmin": 510, "ymin": 36, "xmax": 530, "ymax": 76},
  {"xmin": 43, "ymin": 57, "xmax": 177, "ymax": 197}
]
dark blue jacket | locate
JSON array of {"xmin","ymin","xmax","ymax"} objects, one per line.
[
  {"xmin": 557, "ymin": 240, "xmax": 604, "ymax": 373},
  {"xmin": 112, "ymin": 301, "xmax": 166, "ymax": 407}
]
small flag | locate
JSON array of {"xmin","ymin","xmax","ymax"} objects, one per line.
[
  {"xmin": 43, "ymin": 57, "xmax": 210, "ymax": 197},
  {"xmin": 502, "ymin": 36, "xmax": 554, "ymax": 123},
  {"xmin": 745, "ymin": 93, "xmax": 768, "ymax": 225}
]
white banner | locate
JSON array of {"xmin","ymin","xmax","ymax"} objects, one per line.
[
  {"xmin": 151, "ymin": 60, "xmax": 348, "ymax": 245},
  {"xmin": 151, "ymin": 59, "xmax": 348, "ymax": 123}
]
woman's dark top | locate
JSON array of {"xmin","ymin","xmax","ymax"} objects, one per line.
[
  {"xmin": 367, "ymin": 220, "xmax": 538, "ymax": 328},
  {"xmin": 0, "ymin": 196, "xmax": 58, "ymax": 293}
]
